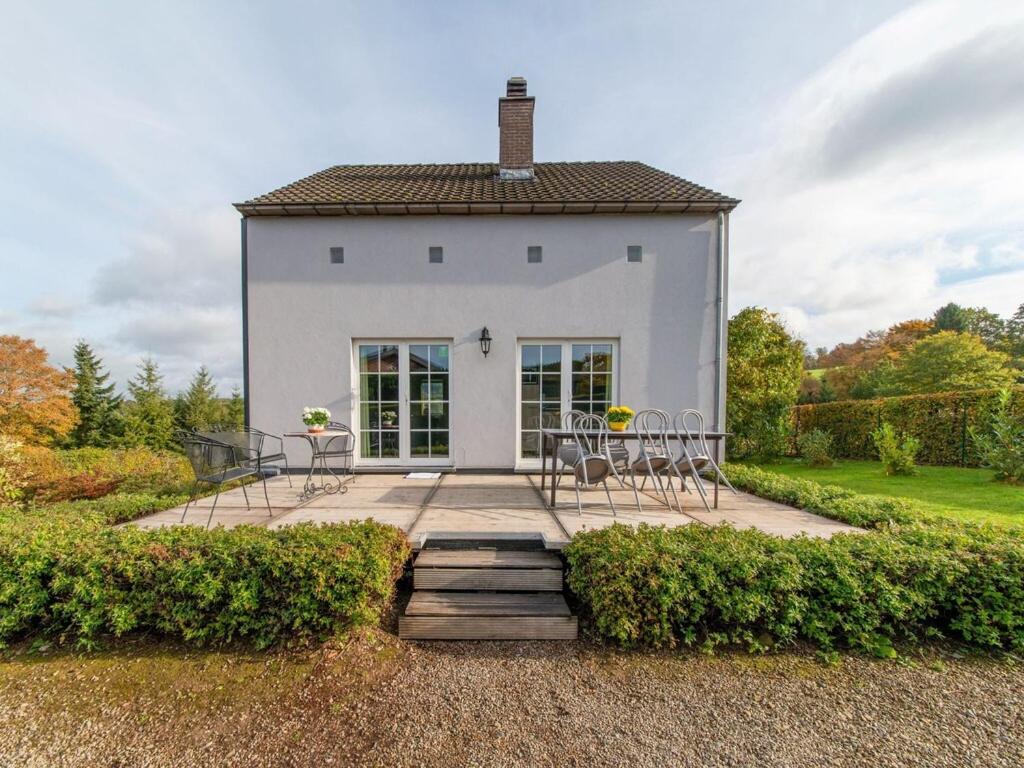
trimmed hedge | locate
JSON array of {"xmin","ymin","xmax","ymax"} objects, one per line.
[
  {"xmin": 723, "ymin": 463, "xmax": 923, "ymax": 529},
  {"xmin": 0, "ymin": 515, "xmax": 409, "ymax": 649},
  {"xmin": 791, "ymin": 388, "xmax": 1024, "ymax": 467},
  {"xmin": 565, "ymin": 522, "xmax": 1024, "ymax": 656}
]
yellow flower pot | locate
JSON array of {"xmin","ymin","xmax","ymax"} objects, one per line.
[{"xmin": 608, "ymin": 421, "xmax": 628, "ymax": 432}]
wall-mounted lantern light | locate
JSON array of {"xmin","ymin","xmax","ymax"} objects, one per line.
[{"xmin": 479, "ymin": 327, "xmax": 492, "ymax": 357}]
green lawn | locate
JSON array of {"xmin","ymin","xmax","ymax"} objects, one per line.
[{"xmin": 767, "ymin": 459, "xmax": 1024, "ymax": 527}]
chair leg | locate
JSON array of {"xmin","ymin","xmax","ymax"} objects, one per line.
[
  {"xmin": 240, "ymin": 479, "xmax": 251, "ymax": 510},
  {"xmin": 686, "ymin": 461, "xmax": 713, "ymax": 514},
  {"xmin": 284, "ymin": 455, "xmax": 293, "ymax": 487},
  {"xmin": 574, "ymin": 478, "xmax": 583, "ymax": 516},
  {"xmin": 629, "ymin": 467, "xmax": 643, "ymax": 513},
  {"xmin": 207, "ymin": 486, "xmax": 221, "ymax": 530},
  {"xmin": 180, "ymin": 481, "xmax": 199, "ymax": 523},
  {"xmin": 603, "ymin": 478, "xmax": 616, "ymax": 517},
  {"xmin": 262, "ymin": 474, "xmax": 272, "ymax": 516}
]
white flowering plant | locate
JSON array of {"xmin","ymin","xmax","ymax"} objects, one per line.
[{"xmin": 302, "ymin": 407, "xmax": 331, "ymax": 427}]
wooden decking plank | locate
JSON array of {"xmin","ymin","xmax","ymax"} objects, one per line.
[
  {"xmin": 406, "ymin": 592, "xmax": 570, "ymax": 616},
  {"xmin": 415, "ymin": 549, "xmax": 562, "ymax": 569},
  {"xmin": 398, "ymin": 616, "xmax": 578, "ymax": 640},
  {"xmin": 413, "ymin": 567, "xmax": 563, "ymax": 591}
]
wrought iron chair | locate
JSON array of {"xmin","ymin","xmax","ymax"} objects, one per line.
[
  {"xmin": 671, "ymin": 409, "xmax": 736, "ymax": 496},
  {"xmin": 323, "ymin": 422, "xmax": 356, "ymax": 482},
  {"xmin": 178, "ymin": 431, "xmax": 271, "ymax": 529},
  {"xmin": 628, "ymin": 409, "xmax": 680, "ymax": 512},
  {"xmin": 568, "ymin": 413, "xmax": 617, "ymax": 516},
  {"xmin": 200, "ymin": 425, "xmax": 292, "ymax": 486}
]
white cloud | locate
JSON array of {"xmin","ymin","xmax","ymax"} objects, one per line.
[
  {"xmin": 727, "ymin": 0, "xmax": 1024, "ymax": 347},
  {"xmin": 28, "ymin": 293, "xmax": 81, "ymax": 318}
]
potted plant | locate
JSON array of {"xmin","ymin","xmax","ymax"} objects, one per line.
[
  {"xmin": 381, "ymin": 410, "xmax": 398, "ymax": 428},
  {"xmin": 302, "ymin": 406, "xmax": 330, "ymax": 433},
  {"xmin": 606, "ymin": 406, "xmax": 634, "ymax": 432}
]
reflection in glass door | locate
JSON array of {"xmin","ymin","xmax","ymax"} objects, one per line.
[
  {"xmin": 408, "ymin": 344, "xmax": 449, "ymax": 458},
  {"xmin": 358, "ymin": 344, "xmax": 400, "ymax": 459},
  {"xmin": 356, "ymin": 341, "xmax": 452, "ymax": 464},
  {"xmin": 517, "ymin": 340, "xmax": 616, "ymax": 463}
]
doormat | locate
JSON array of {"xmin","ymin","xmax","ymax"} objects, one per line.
[{"xmin": 406, "ymin": 472, "xmax": 441, "ymax": 479}]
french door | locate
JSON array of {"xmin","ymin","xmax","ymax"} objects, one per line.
[
  {"xmin": 516, "ymin": 340, "xmax": 617, "ymax": 465},
  {"xmin": 355, "ymin": 340, "xmax": 452, "ymax": 465}
]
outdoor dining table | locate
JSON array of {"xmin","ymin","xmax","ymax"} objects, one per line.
[
  {"xmin": 540, "ymin": 428, "xmax": 729, "ymax": 510},
  {"xmin": 284, "ymin": 429, "xmax": 354, "ymax": 499}
]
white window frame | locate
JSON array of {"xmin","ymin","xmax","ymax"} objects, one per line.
[
  {"xmin": 351, "ymin": 339, "xmax": 454, "ymax": 467},
  {"xmin": 514, "ymin": 338, "xmax": 619, "ymax": 470}
]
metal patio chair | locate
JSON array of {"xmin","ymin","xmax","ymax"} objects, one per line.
[
  {"xmin": 178, "ymin": 431, "xmax": 271, "ymax": 529},
  {"xmin": 628, "ymin": 409, "xmax": 680, "ymax": 513},
  {"xmin": 568, "ymin": 413, "xmax": 617, "ymax": 516},
  {"xmin": 323, "ymin": 422, "xmax": 357, "ymax": 482},
  {"xmin": 200, "ymin": 425, "xmax": 292, "ymax": 486},
  {"xmin": 553, "ymin": 409, "xmax": 586, "ymax": 490},
  {"xmin": 671, "ymin": 409, "xmax": 737, "ymax": 496},
  {"xmin": 665, "ymin": 411, "xmax": 714, "ymax": 513}
]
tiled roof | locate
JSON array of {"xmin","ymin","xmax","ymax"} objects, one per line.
[{"xmin": 235, "ymin": 162, "xmax": 739, "ymax": 216}]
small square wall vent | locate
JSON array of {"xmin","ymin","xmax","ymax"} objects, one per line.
[
  {"xmin": 627, "ymin": 245, "xmax": 643, "ymax": 263},
  {"xmin": 527, "ymin": 245, "xmax": 542, "ymax": 263},
  {"xmin": 429, "ymin": 246, "xmax": 444, "ymax": 264},
  {"xmin": 329, "ymin": 247, "xmax": 344, "ymax": 264}
]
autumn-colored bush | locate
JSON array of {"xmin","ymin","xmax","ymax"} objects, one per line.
[
  {"xmin": 791, "ymin": 388, "xmax": 1024, "ymax": 466},
  {"xmin": 16, "ymin": 446, "xmax": 192, "ymax": 503}
]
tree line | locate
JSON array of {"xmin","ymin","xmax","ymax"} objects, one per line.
[
  {"xmin": 0, "ymin": 335, "xmax": 242, "ymax": 450},
  {"xmin": 799, "ymin": 302, "xmax": 1023, "ymax": 404}
]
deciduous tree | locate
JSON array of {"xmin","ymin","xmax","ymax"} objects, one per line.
[
  {"xmin": 893, "ymin": 331, "xmax": 1014, "ymax": 394},
  {"xmin": 0, "ymin": 335, "xmax": 77, "ymax": 445},
  {"xmin": 727, "ymin": 307, "xmax": 804, "ymax": 460}
]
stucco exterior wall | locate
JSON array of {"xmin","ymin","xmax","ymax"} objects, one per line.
[{"xmin": 245, "ymin": 213, "xmax": 726, "ymax": 468}]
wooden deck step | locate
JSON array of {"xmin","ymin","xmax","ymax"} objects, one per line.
[
  {"xmin": 405, "ymin": 591, "xmax": 571, "ymax": 616},
  {"xmin": 399, "ymin": 592, "xmax": 578, "ymax": 640},
  {"xmin": 415, "ymin": 550, "xmax": 562, "ymax": 569},
  {"xmin": 413, "ymin": 567, "xmax": 563, "ymax": 591}
]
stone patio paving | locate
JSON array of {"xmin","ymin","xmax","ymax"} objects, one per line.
[{"xmin": 131, "ymin": 472, "xmax": 860, "ymax": 546}]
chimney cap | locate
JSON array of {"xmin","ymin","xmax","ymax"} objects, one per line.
[{"xmin": 506, "ymin": 76, "xmax": 528, "ymax": 98}]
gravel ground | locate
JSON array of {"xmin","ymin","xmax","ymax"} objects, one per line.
[{"xmin": 1, "ymin": 630, "xmax": 1022, "ymax": 768}]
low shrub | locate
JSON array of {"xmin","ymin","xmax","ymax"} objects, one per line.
[
  {"xmin": 17, "ymin": 446, "xmax": 192, "ymax": 503},
  {"xmin": 0, "ymin": 517, "xmax": 409, "ymax": 649},
  {"xmin": 796, "ymin": 429, "xmax": 834, "ymax": 468},
  {"xmin": 872, "ymin": 422, "xmax": 920, "ymax": 476},
  {"xmin": 565, "ymin": 522, "xmax": 1024, "ymax": 655},
  {"xmin": 4, "ymin": 492, "xmax": 188, "ymax": 526},
  {"xmin": 723, "ymin": 463, "xmax": 922, "ymax": 529},
  {"xmin": 971, "ymin": 389, "xmax": 1024, "ymax": 484},
  {"xmin": 0, "ymin": 435, "xmax": 25, "ymax": 503}
]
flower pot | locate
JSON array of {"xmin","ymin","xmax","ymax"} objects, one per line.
[
  {"xmin": 608, "ymin": 421, "xmax": 629, "ymax": 432},
  {"xmin": 307, "ymin": 424, "xmax": 325, "ymax": 433},
  {"xmin": 382, "ymin": 421, "xmax": 394, "ymax": 428}
]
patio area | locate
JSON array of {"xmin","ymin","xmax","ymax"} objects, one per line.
[{"xmin": 131, "ymin": 472, "xmax": 861, "ymax": 546}]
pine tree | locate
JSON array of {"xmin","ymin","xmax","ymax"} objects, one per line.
[
  {"xmin": 120, "ymin": 358, "xmax": 175, "ymax": 450},
  {"xmin": 69, "ymin": 340, "xmax": 122, "ymax": 447},
  {"xmin": 178, "ymin": 366, "xmax": 221, "ymax": 431},
  {"xmin": 224, "ymin": 386, "xmax": 245, "ymax": 429}
]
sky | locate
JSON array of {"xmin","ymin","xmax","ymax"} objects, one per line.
[{"xmin": 1, "ymin": 0, "xmax": 1022, "ymax": 392}]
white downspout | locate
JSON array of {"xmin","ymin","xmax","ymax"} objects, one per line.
[{"xmin": 713, "ymin": 211, "xmax": 727, "ymax": 435}]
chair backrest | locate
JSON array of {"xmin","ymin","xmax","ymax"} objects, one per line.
[
  {"xmin": 633, "ymin": 409, "xmax": 671, "ymax": 458},
  {"xmin": 324, "ymin": 422, "xmax": 355, "ymax": 453},
  {"xmin": 197, "ymin": 427, "xmax": 262, "ymax": 457},
  {"xmin": 561, "ymin": 409, "xmax": 587, "ymax": 430},
  {"xmin": 673, "ymin": 410, "xmax": 711, "ymax": 457},
  {"xmin": 572, "ymin": 413, "xmax": 612, "ymax": 484},
  {"xmin": 178, "ymin": 432, "xmax": 237, "ymax": 480}
]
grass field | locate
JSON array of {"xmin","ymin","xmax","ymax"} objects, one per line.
[{"xmin": 768, "ymin": 459, "xmax": 1024, "ymax": 527}]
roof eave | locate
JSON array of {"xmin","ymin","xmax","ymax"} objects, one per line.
[{"xmin": 233, "ymin": 198, "xmax": 741, "ymax": 217}]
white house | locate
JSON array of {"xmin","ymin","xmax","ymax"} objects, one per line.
[{"xmin": 236, "ymin": 77, "xmax": 739, "ymax": 471}]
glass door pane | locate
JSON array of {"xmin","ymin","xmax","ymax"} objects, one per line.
[
  {"xmin": 571, "ymin": 343, "xmax": 613, "ymax": 418},
  {"xmin": 520, "ymin": 344, "xmax": 561, "ymax": 459},
  {"xmin": 408, "ymin": 344, "xmax": 449, "ymax": 458},
  {"xmin": 358, "ymin": 344, "xmax": 400, "ymax": 459}
]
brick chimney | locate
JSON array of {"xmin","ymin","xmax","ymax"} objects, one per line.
[{"xmin": 498, "ymin": 76, "xmax": 535, "ymax": 180}]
